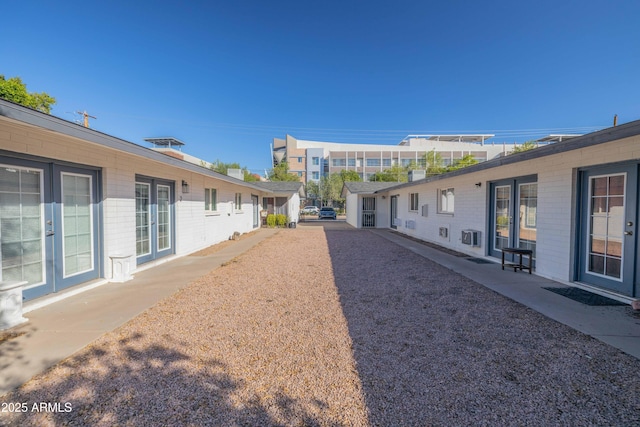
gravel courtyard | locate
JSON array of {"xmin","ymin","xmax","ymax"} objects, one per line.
[{"xmin": 2, "ymin": 225, "xmax": 639, "ymax": 426}]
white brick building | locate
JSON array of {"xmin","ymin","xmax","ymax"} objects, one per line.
[
  {"xmin": 344, "ymin": 120, "xmax": 640, "ymax": 302},
  {"xmin": 0, "ymin": 99, "xmax": 299, "ymax": 309}
]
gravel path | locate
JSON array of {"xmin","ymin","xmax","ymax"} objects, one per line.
[{"xmin": 2, "ymin": 226, "xmax": 639, "ymax": 426}]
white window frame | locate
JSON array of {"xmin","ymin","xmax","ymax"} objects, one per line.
[
  {"xmin": 438, "ymin": 188, "xmax": 455, "ymax": 214},
  {"xmin": 234, "ymin": 192, "xmax": 242, "ymax": 211},
  {"xmin": 409, "ymin": 193, "xmax": 419, "ymax": 212},
  {"xmin": 205, "ymin": 188, "xmax": 217, "ymax": 212}
]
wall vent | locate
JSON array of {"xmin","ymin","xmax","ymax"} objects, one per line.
[
  {"xmin": 461, "ymin": 230, "xmax": 480, "ymax": 246},
  {"xmin": 405, "ymin": 220, "xmax": 416, "ymax": 230}
]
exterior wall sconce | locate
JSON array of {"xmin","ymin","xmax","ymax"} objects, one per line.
[
  {"xmin": 182, "ymin": 180, "xmax": 189, "ymax": 193},
  {"xmin": 381, "ymin": 195, "xmax": 386, "ymax": 199},
  {"xmin": 475, "ymin": 182, "xmax": 482, "ymax": 187}
]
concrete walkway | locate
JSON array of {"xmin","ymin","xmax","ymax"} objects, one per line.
[
  {"xmin": 371, "ymin": 229, "xmax": 640, "ymax": 360},
  {"xmin": 2, "ymin": 223, "xmax": 639, "ymax": 398},
  {"xmin": 0, "ymin": 228, "xmax": 279, "ymax": 396}
]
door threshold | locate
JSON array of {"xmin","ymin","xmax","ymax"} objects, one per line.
[{"xmin": 23, "ymin": 278, "xmax": 110, "ymax": 314}]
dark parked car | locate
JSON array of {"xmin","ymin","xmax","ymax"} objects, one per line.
[{"xmin": 318, "ymin": 207, "xmax": 337, "ymax": 220}]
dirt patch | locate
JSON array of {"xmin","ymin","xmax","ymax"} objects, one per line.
[{"xmin": 189, "ymin": 229, "xmax": 261, "ymax": 256}]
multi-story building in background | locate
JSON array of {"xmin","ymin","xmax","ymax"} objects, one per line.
[{"xmin": 272, "ymin": 134, "xmax": 579, "ymax": 184}]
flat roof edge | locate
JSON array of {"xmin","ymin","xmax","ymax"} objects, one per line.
[
  {"xmin": 0, "ymin": 100, "xmax": 271, "ymax": 192},
  {"xmin": 378, "ymin": 119, "xmax": 640, "ymax": 192}
]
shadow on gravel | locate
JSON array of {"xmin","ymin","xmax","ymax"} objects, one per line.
[
  {"xmin": 1, "ymin": 332, "xmax": 326, "ymax": 426},
  {"xmin": 324, "ymin": 228, "xmax": 640, "ymax": 426}
]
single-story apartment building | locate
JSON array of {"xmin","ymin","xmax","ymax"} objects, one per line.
[
  {"xmin": 343, "ymin": 119, "xmax": 640, "ymax": 303},
  {"xmin": 0, "ymin": 99, "xmax": 301, "ymax": 328},
  {"xmin": 253, "ymin": 181, "xmax": 304, "ymax": 225}
]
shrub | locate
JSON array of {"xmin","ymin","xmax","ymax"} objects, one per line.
[
  {"xmin": 266, "ymin": 214, "xmax": 277, "ymax": 228},
  {"xmin": 276, "ymin": 214, "xmax": 288, "ymax": 227}
]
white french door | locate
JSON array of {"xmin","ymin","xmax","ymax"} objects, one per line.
[
  {"xmin": 135, "ymin": 176, "xmax": 174, "ymax": 264},
  {"xmin": 0, "ymin": 158, "xmax": 101, "ymax": 300}
]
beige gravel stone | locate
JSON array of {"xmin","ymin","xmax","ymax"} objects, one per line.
[{"xmin": 1, "ymin": 226, "xmax": 639, "ymax": 426}]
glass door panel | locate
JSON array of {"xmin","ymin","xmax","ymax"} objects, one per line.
[
  {"xmin": 518, "ymin": 183, "xmax": 537, "ymax": 257},
  {"xmin": 136, "ymin": 183, "xmax": 151, "ymax": 257},
  {"xmin": 62, "ymin": 173, "xmax": 94, "ymax": 277},
  {"xmin": 0, "ymin": 166, "xmax": 45, "ymax": 285},
  {"xmin": 53, "ymin": 165, "xmax": 99, "ymax": 291},
  {"xmin": 494, "ymin": 185, "xmax": 511, "ymax": 252},
  {"xmin": 587, "ymin": 174, "xmax": 625, "ymax": 280},
  {"xmin": 390, "ymin": 195, "xmax": 398, "ymax": 229},
  {"xmin": 157, "ymin": 185, "xmax": 171, "ymax": 252}
]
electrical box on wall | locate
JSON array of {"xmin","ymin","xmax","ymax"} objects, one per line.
[
  {"xmin": 461, "ymin": 230, "xmax": 480, "ymax": 246},
  {"xmin": 439, "ymin": 226, "xmax": 449, "ymax": 240}
]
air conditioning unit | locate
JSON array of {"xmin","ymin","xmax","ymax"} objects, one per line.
[
  {"xmin": 405, "ymin": 220, "xmax": 416, "ymax": 230},
  {"xmin": 461, "ymin": 230, "xmax": 480, "ymax": 247},
  {"xmin": 439, "ymin": 226, "xmax": 449, "ymax": 240}
]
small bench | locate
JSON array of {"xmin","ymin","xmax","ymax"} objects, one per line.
[{"xmin": 501, "ymin": 248, "xmax": 533, "ymax": 274}]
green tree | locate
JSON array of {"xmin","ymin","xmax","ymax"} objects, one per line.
[
  {"xmin": 370, "ymin": 164, "xmax": 410, "ymax": 182},
  {"xmin": 339, "ymin": 169, "xmax": 362, "ymax": 183},
  {"xmin": 318, "ymin": 173, "xmax": 345, "ymax": 207},
  {"xmin": 448, "ymin": 154, "xmax": 479, "ymax": 171},
  {"xmin": 208, "ymin": 159, "xmax": 259, "ymax": 181},
  {"xmin": 305, "ymin": 180, "xmax": 319, "ymax": 198},
  {"xmin": 268, "ymin": 161, "xmax": 300, "ymax": 182},
  {"xmin": 423, "ymin": 150, "xmax": 446, "ymax": 176},
  {"xmin": 0, "ymin": 75, "xmax": 55, "ymax": 113},
  {"xmin": 511, "ymin": 141, "xmax": 537, "ymax": 154}
]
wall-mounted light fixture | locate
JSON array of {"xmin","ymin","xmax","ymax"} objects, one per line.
[
  {"xmin": 475, "ymin": 182, "xmax": 482, "ymax": 188},
  {"xmin": 182, "ymin": 180, "xmax": 189, "ymax": 194},
  {"xmin": 381, "ymin": 195, "xmax": 386, "ymax": 199}
]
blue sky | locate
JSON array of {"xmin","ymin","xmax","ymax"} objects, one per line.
[{"xmin": 2, "ymin": 1, "xmax": 639, "ymax": 175}]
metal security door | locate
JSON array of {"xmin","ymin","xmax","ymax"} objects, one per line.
[{"xmin": 362, "ymin": 197, "xmax": 376, "ymax": 228}]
